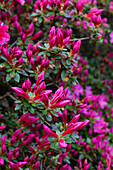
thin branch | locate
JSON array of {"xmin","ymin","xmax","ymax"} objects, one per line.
[
  {"xmin": 8, "ymin": 94, "xmax": 17, "ymax": 101},
  {"xmin": 46, "ymin": 82, "xmax": 54, "ymax": 87},
  {"xmin": 36, "ymin": 111, "xmax": 51, "ymax": 127},
  {"xmin": 70, "ymin": 37, "xmax": 90, "ymax": 41},
  {"xmin": 0, "ymin": 92, "xmax": 11, "ymax": 100},
  {"xmin": 0, "ymin": 92, "xmax": 17, "ymax": 101},
  {"xmin": 9, "ymin": 40, "xmax": 17, "ymax": 49},
  {"xmin": 46, "ymin": 165, "xmax": 52, "ymax": 170}
]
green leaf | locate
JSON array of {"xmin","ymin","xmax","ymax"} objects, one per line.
[
  {"xmin": 15, "ymin": 100, "xmax": 21, "ymax": 103},
  {"xmin": 23, "ymin": 109, "xmax": 28, "ymax": 114},
  {"xmin": 46, "ymin": 114, "xmax": 52, "ymax": 122},
  {"xmin": 31, "ymin": 13, "xmax": 37, "ymax": 17},
  {"xmin": 29, "ymin": 106, "xmax": 35, "ymax": 113},
  {"xmin": 65, "ymin": 137, "xmax": 74, "ymax": 143},
  {"xmin": 66, "ymin": 60, "xmax": 71, "ymax": 65},
  {"xmin": 24, "ymin": 129, "xmax": 30, "ymax": 134},
  {"xmin": 17, "ymin": 70, "xmax": 28, "ymax": 76},
  {"xmin": 71, "ymin": 133, "xmax": 79, "ymax": 140},
  {"xmin": 87, "ymin": 138, "xmax": 91, "ymax": 144},
  {"xmin": 10, "ymin": 71, "xmax": 15, "ymax": 78},
  {"xmin": 56, "ymin": 130, "xmax": 61, "ymax": 136},
  {"xmin": 38, "ymin": 17, "xmax": 43, "ymax": 23},
  {"xmin": 14, "ymin": 73, "xmax": 20, "ymax": 82},
  {"xmin": 61, "ymin": 70, "xmax": 67, "ymax": 80},
  {"xmin": 15, "ymin": 104, "xmax": 22, "ymax": 110},
  {"xmin": 6, "ymin": 73, "xmax": 12, "ymax": 82}
]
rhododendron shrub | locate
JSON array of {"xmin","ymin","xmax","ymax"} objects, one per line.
[{"xmin": 0, "ymin": 0, "xmax": 113, "ymax": 169}]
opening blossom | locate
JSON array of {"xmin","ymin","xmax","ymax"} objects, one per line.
[
  {"xmin": 109, "ymin": 32, "xmax": 113, "ymax": 44},
  {"xmin": 0, "ymin": 23, "xmax": 10, "ymax": 45}
]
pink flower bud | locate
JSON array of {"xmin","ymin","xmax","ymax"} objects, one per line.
[
  {"xmin": 62, "ymin": 108, "xmax": 67, "ymax": 125},
  {"xmin": 50, "ymin": 100, "xmax": 70, "ymax": 109},
  {"xmin": 41, "ymin": 94, "xmax": 49, "ymax": 106},
  {"xmin": 26, "ymin": 0, "xmax": 32, "ymax": 4},
  {"xmin": 27, "ymin": 50, "xmax": 33, "ymax": 61},
  {"xmin": 57, "ymin": 28, "xmax": 63, "ymax": 47},
  {"xmin": 13, "ymin": 147, "xmax": 19, "ymax": 155},
  {"xmin": 2, "ymin": 47, "xmax": 13, "ymax": 65},
  {"xmin": 30, "ymin": 123, "xmax": 42, "ymax": 131},
  {"xmin": 26, "ymin": 134, "xmax": 35, "ymax": 144},
  {"xmin": 24, "ymin": 155, "xmax": 29, "ymax": 162},
  {"xmin": 49, "ymin": 26, "xmax": 56, "ymax": 42},
  {"xmin": 8, "ymin": 150, "xmax": 13, "ymax": 161},
  {"xmin": 17, "ymin": 132, "xmax": 25, "ymax": 140},
  {"xmin": 37, "ymin": 139, "xmax": 50, "ymax": 150},
  {"xmin": 68, "ymin": 114, "xmax": 80, "ymax": 126},
  {"xmin": 33, "ymin": 90, "xmax": 52, "ymax": 101},
  {"xmin": 76, "ymin": 0, "xmax": 85, "ymax": 14},
  {"xmin": 50, "ymin": 86, "xmax": 63, "ymax": 105},
  {"xmin": 11, "ymin": 46, "xmax": 23, "ymax": 59},
  {"xmin": 15, "ymin": 21, "xmax": 22, "ymax": 32},
  {"xmin": 57, "ymin": 0, "xmax": 61, "ymax": 9},
  {"xmin": 60, "ymin": 164, "xmax": 68, "ymax": 170},
  {"xmin": 63, "ymin": 36, "xmax": 70, "ymax": 47},
  {"xmin": 61, "ymin": 120, "xmax": 89, "ymax": 136},
  {"xmin": 0, "ymin": 158, "xmax": 4, "ymax": 165},
  {"xmin": 44, "ymin": 125, "xmax": 59, "ymax": 138},
  {"xmin": 35, "ymin": 81, "xmax": 46, "ymax": 95},
  {"xmin": 87, "ymin": 9, "xmax": 104, "ymax": 17},
  {"xmin": 36, "ymin": 71, "xmax": 45, "ymax": 86},
  {"xmin": 42, "ymin": 0, "xmax": 48, "ymax": 11},
  {"xmin": 36, "ymin": 55, "xmax": 41, "ymax": 65},
  {"xmin": 92, "ymin": 14, "xmax": 102, "ymax": 26},
  {"xmin": 0, "ymin": 125, "xmax": 6, "ymax": 130},
  {"xmin": 15, "ymin": 57, "xmax": 23, "ymax": 67},
  {"xmin": 23, "ymin": 116, "xmax": 39, "ymax": 127},
  {"xmin": 30, "ymin": 57, "xmax": 37, "ymax": 71},
  {"xmin": 11, "ymin": 135, "xmax": 16, "ymax": 144},
  {"xmin": 30, "ymin": 155, "xmax": 35, "ymax": 165},
  {"xmin": 22, "ymin": 33, "xmax": 26, "ymax": 43},
  {"xmin": 14, "ymin": 151, "xmax": 19, "ymax": 159},
  {"xmin": 35, "ymin": 137, "xmax": 41, "ymax": 145},
  {"xmin": 19, "ymin": 140, "xmax": 27, "ymax": 146},
  {"xmin": 14, "ymin": 129, "xmax": 21, "ymax": 137},
  {"xmin": 26, "ymin": 23, "xmax": 34, "ymax": 36},
  {"xmin": 49, "ymin": 36, "xmax": 57, "ymax": 49},
  {"xmin": 25, "ymin": 78, "xmax": 31, "ymax": 92},
  {"xmin": 9, "ymin": 161, "xmax": 19, "ymax": 170},
  {"xmin": 32, "ymin": 161, "xmax": 40, "ymax": 169},
  {"xmin": 29, "ymin": 146, "xmax": 35, "ymax": 154},
  {"xmin": 16, "ymin": 162, "xmax": 27, "ymax": 168},
  {"xmin": 1, "ymin": 135, "xmax": 7, "ymax": 145},
  {"xmin": 71, "ymin": 40, "xmax": 81, "ymax": 55},
  {"xmin": 30, "ymin": 31, "xmax": 42, "ymax": 40},
  {"xmin": 19, "ymin": 112, "xmax": 30, "ymax": 122},
  {"xmin": 66, "ymin": 143, "xmax": 71, "ymax": 152},
  {"xmin": 63, "ymin": 0, "xmax": 69, "ymax": 10},
  {"xmin": 2, "ymin": 144, "xmax": 7, "ymax": 154},
  {"xmin": 39, "ymin": 58, "xmax": 49, "ymax": 71},
  {"xmin": 64, "ymin": 87, "xmax": 68, "ymax": 96}
]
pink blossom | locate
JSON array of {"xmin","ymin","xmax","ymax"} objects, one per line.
[
  {"xmin": 109, "ymin": 32, "xmax": 113, "ymax": 44},
  {"xmin": 0, "ymin": 125, "xmax": 6, "ymax": 130},
  {"xmin": 0, "ymin": 158, "xmax": 4, "ymax": 165},
  {"xmin": 59, "ymin": 139, "xmax": 67, "ymax": 148},
  {"xmin": 0, "ymin": 24, "xmax": 10, "ymax": 45}
]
